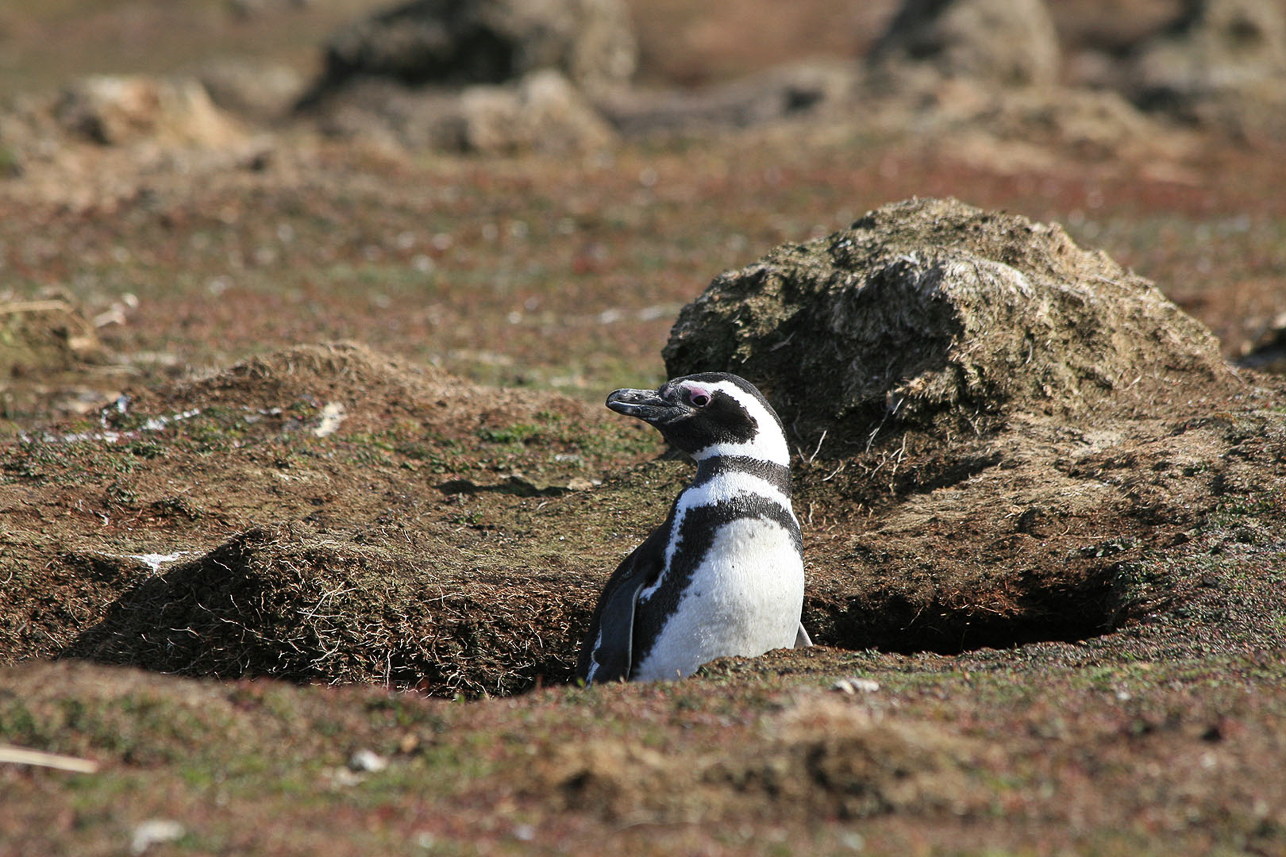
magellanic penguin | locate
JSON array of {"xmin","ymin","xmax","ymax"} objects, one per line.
[{"xmin": 577, "ymin": 372, "xmax": 812, "ymax": 684}]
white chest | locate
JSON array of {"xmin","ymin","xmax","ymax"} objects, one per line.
[{"xmin": 633, "ymin": 516, "xmax": 804, "ymax": 682}]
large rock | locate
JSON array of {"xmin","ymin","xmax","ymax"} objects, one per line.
[
  {"xmin": 54, "ymin": 75, "xmax": 244, "ymax": 148},
  {"xmin": 868, "ymin": 0, "xmax": 1063, "ymax": 90},
  {"xmin": 664, "ymin": 198, "xmax": 1279, "ymax": 659},
  {"xmin": 304, "ymin": 0, "xmax": 637, "ymax": 103},
  {"xmin": 197, "ymin": 59, "xmax": 307, "ymax": 123},
  {"xmin": 455, "ymin": 69, "xmax": 616, "ymax": 153},
  {"xmin": 314, "ymin": 69, "xmax": 615, "ymax": 154},
  {"xmin": 1126, "ymin": 0, "xmax": 1286, "ymax": 138},
  {"xmin": 926, "ymin": 85, "xmax": 1198, "ymax": 171},
  {"xmin": 663, "ymin": 197, "xmax": 1233, "ymax": 449}
]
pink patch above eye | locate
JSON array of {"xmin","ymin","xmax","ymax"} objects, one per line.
[{"xmin": 687, "ymin": 386, "xmax": 711, "ymax": 406}]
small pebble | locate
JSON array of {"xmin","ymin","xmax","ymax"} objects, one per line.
[
  {"xmin": 348, "ymin": 749, "xmax": 387, "ymax": 773},
  {"xmin": 131, "ymin": 819, "xmax": 184, "ymax": 855},
  {"xmin": 832, "ymin": 677, "xmax": 880, "ymax": 695}
]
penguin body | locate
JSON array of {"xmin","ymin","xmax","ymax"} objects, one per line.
[{"xmin": 578, "ymin": 373, "xmax": 811, "ymax": 684}]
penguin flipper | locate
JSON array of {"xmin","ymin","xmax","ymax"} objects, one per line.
[
  {"xmin": 794, "ymin": 623, "xmax": 813, "ymax": 648},
  {"xmin": 586, "ymin": 571, "xmax": 645, "ymax": 683},
  {"xmin": 577, "ymin": 526, "xmax": 667, "ymax": 684}
]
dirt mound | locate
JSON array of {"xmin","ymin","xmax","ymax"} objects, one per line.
[
  {"xmin": 1126, "ymin": 0, "xmax": 1286, "ymax": 139},
  {"xmin": 663, "ymin": 196, "xmax": 1234, "ymax": 449},
  {"xmin": 54, "ymin": 75, "xmax": 246, "ymax": 148},
  {"xmin": 663, "ymin": 197, "xmax": 1282, "ymax": 659},
  {"xmin": 136, "ymin": 341, "xmax": 595, "ymax": 444},
  {"xmin": 869, "ymin": 0, "xmax": 1062, "ymax": 90},
  {"xmin": 923, "ymin": 85, "xmax": 1199, "ymax": 171},
  {"xmin": 295, "ymin": 0, "xmax": 634, "ymax": 152},
  {"xmin": 3, "ymin": 343, "xmax": 645, "ymax": 690},
  {"xmin": 532, "ymin": 695, "xmax": 986, "ymax": 823},
  {"xmin": 63, "ymin": 524, "xmax": 588, "ymax": 695},
  {"xmin": 302, "ymin": 0, "xmax": 636, "ymax": 104},
  {"xmin": 0, "ymin": 293, "xmax": 116, "ymax": 428},
  {"xmin": 162, "ymin": 341, "xmax": 448, "ymax": 411},
  {"xmin": 313, "ymin": 70, "xmax": 616, "ymax": 154},
  {"xmin": 0, "ymin": 295, "xmax": 103, "ymax": 379}
]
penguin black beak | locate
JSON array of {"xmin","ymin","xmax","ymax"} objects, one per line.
[{"xmin": 606, "ymin": 387, "xmax": 684, "ymax": 424}]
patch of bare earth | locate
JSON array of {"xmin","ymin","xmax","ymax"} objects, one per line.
[
  {"xmin": 3, "ymin": 652, "xmax": 1284, "ymax": 855},
  {"xmin": 1, "ymin": 342, "xmax": 659, "ymax": 694}
]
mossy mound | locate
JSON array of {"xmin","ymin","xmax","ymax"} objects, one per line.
[
  {"xmin": 142, "ymin": 341, "xmax": 594, "ymax": 445},
  {"xmin": 0, "ymin": 296, "xmax": 103, "ymax": 380},
  {"xmin": 663, "ymin": 197, "xmax": 1234, "ymax": 451}
]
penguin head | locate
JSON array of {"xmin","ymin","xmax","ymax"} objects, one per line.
[{"xmin": 606, "ymin": 372, "xmax": 790, "ymax": 464}]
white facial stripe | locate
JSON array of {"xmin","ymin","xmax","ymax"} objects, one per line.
[{"xmin": 682, "ymin": 380, "xmax": 791, "ymax": 466}]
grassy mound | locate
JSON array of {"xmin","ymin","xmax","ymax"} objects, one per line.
[
  {"xmin": 664, "ymin": 196, "xmax": 1235, "ymax": 449},
  {"xmin": 63, "ymin": 525, "xmax": 590, "ymax": 695}
]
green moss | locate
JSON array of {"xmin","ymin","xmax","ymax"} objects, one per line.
[{"xmin": 476, "ymin": 423, "xmax": 543, "ymax": 445}]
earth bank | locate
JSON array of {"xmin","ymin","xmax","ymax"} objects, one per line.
[{"xmin": 3, "ymin": 200, "xmax": 1282, "ymax": 696}]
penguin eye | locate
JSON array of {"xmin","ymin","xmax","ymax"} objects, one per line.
[{"xmin": 689, "ymin": 391, "xmax": 711, "ymax": 408}]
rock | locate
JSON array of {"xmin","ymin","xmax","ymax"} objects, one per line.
[
  {"xmin": 935, "ymin": 85, "xmax": 1198, "ymax": 170},
  {"xmin": 130, "ymin": 820, "xmax": 185, "ymax": 855},
  {"xmin": 457, "ymin": 69, "xmax": 616, "ymax": 154},
  {"xmin": 54, "ymin": 75, "xmax": 244, "ymax": 148},
  {"xmin": 314, "ymin": 70, "xmax": 615, "ymax": 154},
  {"xmin": 594, "ymin": 60, "xmax": 861, "ymax": 138},
  {"xmin": 301, "ymin": 0, "xmax": 636, "ymax": 105},
  {"xmin": 663, "ymin": 197, "xmax": 1233, "ymax": 448},
  {"xmin": 969, "ymin": 86, "xmax": 1171, "ymax": 157},
  {"xmin": 868, "ymin": 0, "xmax": 1062, "ymax": 90},
  {"xmin": 197, "ymin": 59, "xmax": 306, "ymax": 123},
  {"xmin": 1126, "ymin": 0, "xmax": 1286, "ymax": 139},
  {"xmin": 347, "ymin": 749, "xmax": 388, "ymax": 772}
]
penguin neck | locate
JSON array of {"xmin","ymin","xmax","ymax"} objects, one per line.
[{"xmin": 692, "ymin": 454, "xmax": 793, "ymax": 498}]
